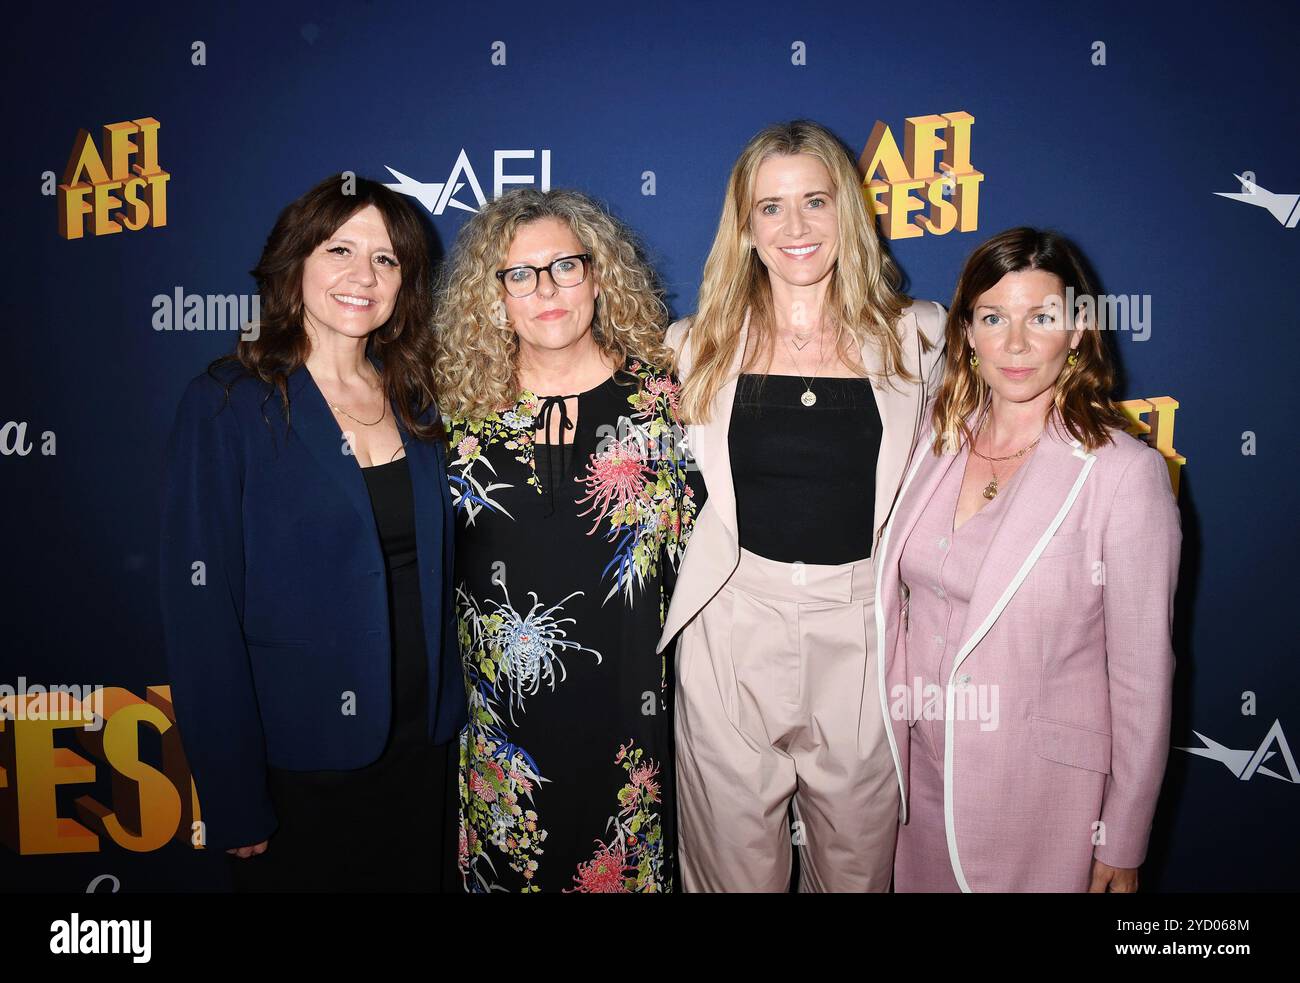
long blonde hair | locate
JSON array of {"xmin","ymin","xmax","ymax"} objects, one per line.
[
  {"xmin": 433, "ymin": 188, "xmax": 672, "ymax": 420},
  {"xmin": 678, "ymin": 119, "xmax": 915, "ymax": 423}
]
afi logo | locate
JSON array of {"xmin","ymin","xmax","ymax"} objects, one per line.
[
  {"xmin": 1214, "ymin": 173, "xmax": 1299, "ymax": 228},
  {"xmin": 383, "ymin": 149, "xmax": 552, "ymax": 215},
  {"xmin": 1179, "ymin": 719, "xmax": 1298, "ymax": 783}
]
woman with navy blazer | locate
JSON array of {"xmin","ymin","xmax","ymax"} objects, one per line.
[{"xmin": 159, "ymin": 174, "xmax": 464, "ymax": 892}]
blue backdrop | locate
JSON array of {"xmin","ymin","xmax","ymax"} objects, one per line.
[{"xmin": 3, "ymin": 0, "xmax": 1296, "ymax": 891}]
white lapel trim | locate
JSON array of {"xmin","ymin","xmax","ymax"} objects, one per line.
[
  {"xmin": 941, "ymin": 439, "xmax": 1098, "ymax": 892},
  {"xmin": 872, "ymin": 425, "xmax": 940, "ymax": 826}
]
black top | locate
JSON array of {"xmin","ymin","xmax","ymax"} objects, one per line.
[
  {"xmin": 232, "ymin": 453, "xmax": 460, "ymax": 893},
  {"xmin": 728, "ymin": 373, "xmax": 882, "ymax": 565},
  {"xmin": 362, "ymin": 454, "xmax": 420, "ymax": 571},
  {"xmin": 359, "ymin": 454, "xmax": 429, "ymax": 755}
]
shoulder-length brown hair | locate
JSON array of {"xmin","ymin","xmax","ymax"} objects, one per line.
[
  {"xmin": 932, "ymin": 227, "xmax": 1130, "ymax": 453},
  {"xmin": 208, "ymin": 173, "xmax": 441, "ymax": 441}
]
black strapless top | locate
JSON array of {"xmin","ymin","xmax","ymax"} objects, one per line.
[{"xmin": 728, "ymin": 374, "xmax": 882, "ymax": 564}]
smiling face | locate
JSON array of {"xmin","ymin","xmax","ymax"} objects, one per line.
[
  {"xmin": 966, "ymin": 268, "xmax": 1085, "ymax": 405},
  {"xmin": 749, "ymin": 153, "xmax": 840, "ymax": 293},
  {"xmin": 499, "ymin": 216, "xmax": 599, "ymax": 354},
  {"xmin": 300, "ymin": 204, "xmax": 401, "ymax": 343}
]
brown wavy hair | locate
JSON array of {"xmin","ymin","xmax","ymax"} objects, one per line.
[
  {"xmin": 433, "ymin": 188, "xmax": 671, "ymax": 420},
  {"xmin": 208, "ymin": 173, "xmax": 441, "ymax": 441},
  {"xmin": 932, "ymin": 227, "xmax": 1130, "ymax": 453}
]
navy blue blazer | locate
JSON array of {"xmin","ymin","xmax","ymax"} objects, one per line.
[{"xmin": 159, "ymin": 357, "xmax": 464, "ymax": 851}]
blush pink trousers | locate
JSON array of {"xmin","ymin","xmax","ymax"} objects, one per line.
[{"xmin": 674, "ymin": 548, "xmax": 900, "ymax": 892}]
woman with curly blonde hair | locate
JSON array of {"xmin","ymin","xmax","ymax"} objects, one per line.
[
  {"xmin": 435, "ymin": 188, "xmax": 701, "ymax": 893},
  {"xmin": 657, "ymin": 119, "xmax": 946, "ymax": 892}
]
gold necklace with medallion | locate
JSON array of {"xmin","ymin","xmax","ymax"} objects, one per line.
[
  {"xmin": 782, "ymin": 326, "xmax": 828, "ymax": 407},
  {"xmin": 971, "ymin": 417, "xmax": 1041, "ymax": 499}
]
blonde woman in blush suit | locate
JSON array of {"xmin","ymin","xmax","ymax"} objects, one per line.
[
  {"xmin": 879, "ymin": 228, "xmax": 1181, "ymax": 893},
  {"xmin": 658, "ymin": 120, "xmax": 946, "ymax": 892}
]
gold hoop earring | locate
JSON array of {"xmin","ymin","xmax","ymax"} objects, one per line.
[
  {"xmin": 1066, "ymin": 348, "xmax": 1079, "ymax": 366},
  {"xmin": 969, "ymin": 352, "xmax": 980, "ymax": 370}
]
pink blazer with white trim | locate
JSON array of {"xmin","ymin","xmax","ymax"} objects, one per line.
[{"xmin": 876, "ymin": 409, "xmax": 1181, "ymax": 891}]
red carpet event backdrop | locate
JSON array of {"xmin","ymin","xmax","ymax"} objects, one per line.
[{"xmin": 1, "ymin": 0, "xmax": 1295, "ymax": 891}]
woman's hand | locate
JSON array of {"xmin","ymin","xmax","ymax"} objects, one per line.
[
  {"xmin": 1088, "ymin": 858, "xmax": 1138, "ymax": 892},
  {"xmin": 226, "ymin": 840, "xmax": 269, "ymax": 859}
]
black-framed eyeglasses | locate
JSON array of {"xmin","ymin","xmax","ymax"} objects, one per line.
[{"xmin": 495, "ymin": 253, "xmax": 592, "ymax": 298}]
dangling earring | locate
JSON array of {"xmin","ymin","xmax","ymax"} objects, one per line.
[
  {"xmin": 1066, "ymin": 348, "xmax": 1079, "ymax": 366},
  {"xmin": 969, "ymin": 351, "xmax": 980, "ymax": 370}
]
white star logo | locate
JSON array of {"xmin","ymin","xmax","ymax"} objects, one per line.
[
  {"xmin": 382, "ymin": 163, "xmax": 477, "ymax": 215},
  {"xmin": 1214, "ymin": 174, "xmax": 1299, "ymax": 227},
  {"xmin": 1178, "ymin": 719, "xmax": 1298, "ymax": 782}
]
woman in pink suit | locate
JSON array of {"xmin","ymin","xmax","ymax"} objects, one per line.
[{"xmin": 880, "ymin": 227, "xmax": 1181, "ymax": 893}]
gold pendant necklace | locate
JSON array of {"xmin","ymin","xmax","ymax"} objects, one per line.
[
  {"xmin": 972, "ymin": 420, "xmax": 1041, "ymax": 499},
  {"xmin": 783, "ymin": 327, "xmax": 825, "ymax": 407}
]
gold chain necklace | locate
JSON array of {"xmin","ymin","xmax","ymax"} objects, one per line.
[
  {"xmin": 971, "ymin": 418, "xmax": 1041, "ymax": 499},
  {"xmin": 330, "ymin": 400, "xmax": 384, "ymax": 426},
  {"xmin": 782, "ymin": 326, "xmax": 827, "ymax": 407},
  {"xmin": 327, "ymin": 377, "xmax": 387, "ymax": 423}
]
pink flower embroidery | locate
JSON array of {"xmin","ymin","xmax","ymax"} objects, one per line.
[
  {"xmin": 575, "ymin": 440, "xmax": 654, "ymax": 534},
  {"xmin": 570, "ymin": 841, "xmax": 632, "ymax": 893},
  {"xmin": 468, "ymin": 769, "xmax": 497, "ymax": 803},
  {"xmin": 645, "ymin": 374, "xmax": 681, "ymax": 413},
  {"xmin": 509, "ymin": 769, "xmax": 534, "ymax": 793},
  {"xmin": 629, "ymin": 761, "xmax": 661, "ymax": 802},
  {"xmin": 456, "ymin": 435, "xmax": 480, "ymax": 458}
]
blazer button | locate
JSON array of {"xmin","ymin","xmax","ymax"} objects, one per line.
[{"xmin": 957, "ymin": 673, "xmax": 972, "ymax": 687}]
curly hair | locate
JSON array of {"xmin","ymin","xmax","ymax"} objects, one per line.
[{"xmin": 433, "ymin": 188, "xmax": 671, "ymax": 419}]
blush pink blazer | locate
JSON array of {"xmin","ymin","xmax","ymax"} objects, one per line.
[
  {"xmin": 656, "ymin": 300, "xmax": 947, "ymax": 660},
  {"xmin": 876, "ymin": 408, "xmax": 1182, "ymax": 891}
]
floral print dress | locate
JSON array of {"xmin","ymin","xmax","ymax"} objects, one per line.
[{"xmin": 447, "ymin": 359, "xmax": 699, "ymax": 893}]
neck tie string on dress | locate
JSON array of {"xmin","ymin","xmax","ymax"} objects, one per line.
[{"xmin": 535, "ymin": 394, "xmax": 576, "ymax": 517}]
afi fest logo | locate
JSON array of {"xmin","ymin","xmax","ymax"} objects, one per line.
[
  {"xmin": 859, "ymin": 111, "xmax": 983, "ymax": 239},
  {"xmin": 1179, "ymin": 720, "xmax": 1299, "ymax": 783},
  {"xmin": 382, "ymin": 148, "xmax": 552, "ymax": 215},
  {"xmin": 1214, "ymin": 172, "xmax": 1299, "ymax": 228},
  {"xmin": 55, "ymin": 118, "xmax": 170, "ymax": 239}
]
